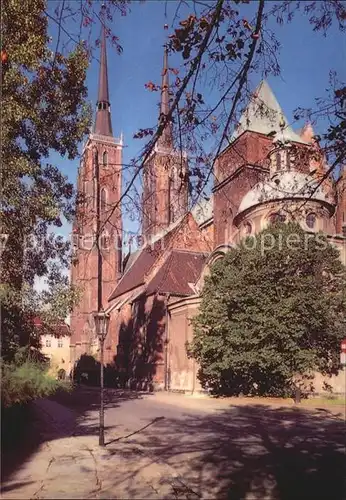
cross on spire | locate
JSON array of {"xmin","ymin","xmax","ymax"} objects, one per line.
[{"xmin": 94, "ymin": 22, "xmax": 113, "ymax": 137}]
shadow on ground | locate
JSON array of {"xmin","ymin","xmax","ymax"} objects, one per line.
[
  {"xmin": 2, "ymin": 391, "xmax": 345, "ymax": 499},
  {"xmin": 103, "ymin": 403, "xmax": 346, "ymax": 500},
  {"xmin": 1, "ymin": 385, "xmax": 149, "ymax": 485}
]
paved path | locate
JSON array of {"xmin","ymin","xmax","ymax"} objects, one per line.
[{"xmin": 1, "ymin": 389, "xmax": 345, "ymax": 499}]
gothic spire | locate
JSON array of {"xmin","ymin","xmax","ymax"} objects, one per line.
[
  {"xmin": 94, "ymin": 23, "xmax": 113, "ymax": 137},
  {"xmin": 157, "ymin": 39, "xmax": 173, "ymax": 149}
]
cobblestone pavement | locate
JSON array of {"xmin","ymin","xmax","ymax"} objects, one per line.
[{"xmin": 1, "ymin": 389, "xmax": 345, "ymax": 499}]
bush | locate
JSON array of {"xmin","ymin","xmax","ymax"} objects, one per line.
[{"xmin": 1, "ymin": 358, "xmax": 71, "ymax": 408}]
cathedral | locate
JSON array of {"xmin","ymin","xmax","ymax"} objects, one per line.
[{"xmin": 70, "ymin": 26, "xmax": 346, "ymax": 393}]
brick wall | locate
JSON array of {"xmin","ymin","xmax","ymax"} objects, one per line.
[
  {"xmin": 70, "ymin": 136, "xmax": 123, "ymax": 361},
  {"xmin": 213, "ymin": 167, "xmax": 266, "ymax": 247},
  {"xmin": 215, "ymin": 131, "xmax": 272, "ymax": 183}
]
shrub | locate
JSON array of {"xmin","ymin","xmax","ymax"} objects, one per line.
[{"xmin": 1, "ymin": 358, "xmax": 71, "ymax": 408}]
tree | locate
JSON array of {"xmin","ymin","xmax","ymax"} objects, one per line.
[
  {"xmin": 190, "ymin": 222, "xmax": 346, "ymax": 396},
  {"xmin": 1, "ymin": 0, "xmax": 91, "ymax": 360}
]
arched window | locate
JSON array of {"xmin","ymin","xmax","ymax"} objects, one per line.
[
  {"xmin": 306, "ymin": 213, "xmax": 316, "ymax": 229},
  {"xmin": 269, "ymin": 212, "xmax": 286, "ymax": 224},
  {"xmin": 100, "ymin": 232, "xmax": 110, "ymax": 251},
  {"xmin": 93, "ymin": 149, "xmax": 98, "ymax": 177},
  {"xmin": 243, "ymin": 221, "xmax": 252, "ymax": 236},
  {"xmin": 93, "ymin": 179, "xmax": 97, "ymax": 211},
  {"xmin": 103, "ymin": 151, "xmax": 108, "ymax": 167},
  {"xmin": 100, "ymin": 188, "xmax": 107, "ymax": 211},
  {"xmin": 276, "ymin": 151, "xmax": 282, "ymax": 171}
]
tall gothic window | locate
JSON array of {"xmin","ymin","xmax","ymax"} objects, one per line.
[
  {"xmin": 169, "ymin": 167, "xmax": 177, "ymax": 223},
  {"xmin": 103, "ymin": 151, "xmax": 108, "ymax": 167},
  {"xmin": 100, "ymin": 188, "xmax": 107, "ymax": 211},
  {"xmin": 100, "ymin": 231, "xmax": 110, "ymax": 251},
  {"xmin": 93, "ymin": 149, "xmax": 98, "ymax": 178},
  {"xmin": 286, "ymin": 151, "xmax": 291, "ymax": 171},
  {"xmin": 276, "ymin": 151, "xmax": 282, "ymax": 171}
]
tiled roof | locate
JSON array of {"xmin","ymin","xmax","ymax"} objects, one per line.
[
  {"xmin": 231, "ymin": 81, "xmax": 306, "ymax": 145},
  {"xmin": 145, "ymin": 250, "xmax": 207, "ymax": 296},
  {"xmin": 108, "ymin": 245, "xmax": 158, "ymax": 300},
  {"xmin": 122, "ymin": 248, "xmax": 141, "ymax": 274},
  {"xmin": 108, "ymin": 221, "xmax": 180, "ymax": 301},
  {"xmin": 237, "ymin": 171, "xmax": 329, "ymax": 214},
  {"xmin": 32, "ymin": 317, "xmax": 70, "ymax": 336}
]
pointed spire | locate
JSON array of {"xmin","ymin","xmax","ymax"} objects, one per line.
[
  {"xmin": 94, "ymin": 22, "xmax": 113, "ymax": 137},
  {"xmin": 157, "ymin": 27, "xmax": 173, "ymax": 149},
  {"xmin": 231, "ymin": 80, "xmax": 306, "ymax": 145}
]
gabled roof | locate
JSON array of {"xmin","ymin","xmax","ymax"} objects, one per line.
[
  {"xmin": 108, "ymin": 217, "xmax": 185, "ymax": 301},
  {"xmin": 231, "ymin": 81, "xmax": 306, "ymax": 145},
  {"xmin": 108, "ymin": 244, "xmax": 160, "ymax": 301},
  {"xmin": 122, "ymin": 248, "xmax": 141, "ymax": 274},
  {"xmin": 32, "ymin": 317, "xmax": 70, "ymax": 336},
  {"xmin": 145, "ymin": 250, "xmax": 208, "ymax": 296}
]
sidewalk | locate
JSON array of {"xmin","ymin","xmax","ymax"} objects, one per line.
[{"xmin": 1, "ymin": 399, "xmax": 185, "ymax": 500}]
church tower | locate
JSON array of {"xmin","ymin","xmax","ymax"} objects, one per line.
[
  {"xmin": 70, "ymin": 24, "xmax": 122, "ymax": 366},
  {"xmin": 142, "ymin": 42, "xmax": 188, "ymax": 241}
]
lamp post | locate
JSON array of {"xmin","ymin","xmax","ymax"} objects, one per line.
[{"xmin": 93, "ymin": 309, "xmax": 110, "ymax": 446}]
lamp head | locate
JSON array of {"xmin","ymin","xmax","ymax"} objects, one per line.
[{"xmin": 93, "ymin": 310, "xmax": 110, "ymax": 341}]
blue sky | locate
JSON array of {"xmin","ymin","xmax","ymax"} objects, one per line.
[{"xmin": 48, "ymin": 0, "xmax": 346, "ymax": 244}]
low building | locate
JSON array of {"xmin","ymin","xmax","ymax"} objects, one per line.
[{"xmin": 33, "ymin": 317, "xmax": 71, "ymax": 378}]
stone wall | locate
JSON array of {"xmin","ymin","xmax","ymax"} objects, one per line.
[
  {"xmin": 312, "ymin": 369, "xmax": 346, "ymax": 396},
  {"xmin": 213, "ymin": 166, "xmax": 266, "ymax": 247}
]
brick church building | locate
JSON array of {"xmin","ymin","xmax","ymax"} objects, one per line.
[{"xmin": 70, "ymin": 26, "xmax": 346, "ymax": 393}]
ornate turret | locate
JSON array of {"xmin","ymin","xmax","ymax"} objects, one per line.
[
  {"xmin": 269, "ymin": 115, "xmax": 295, "ymax": 176},
  {"xmin": 94, "ymin": 24, "xmax": 113, "ymax": 137}
]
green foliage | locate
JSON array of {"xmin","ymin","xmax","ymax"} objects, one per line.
[
  {"xmin": 1, "ymin": 0, "xmax": 89, "ymax": 360},
  {"xmin": 1, "ymin": 354, "xmax": 72, "ymax": 408},
  {"xmin": 190, "ymin": 222, "xmax": 346, "ymax": 396}
]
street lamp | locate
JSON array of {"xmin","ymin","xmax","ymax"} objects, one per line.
[{"xmin": 93, "ymin": 309, "xmax": 110, "ymax": 446}]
